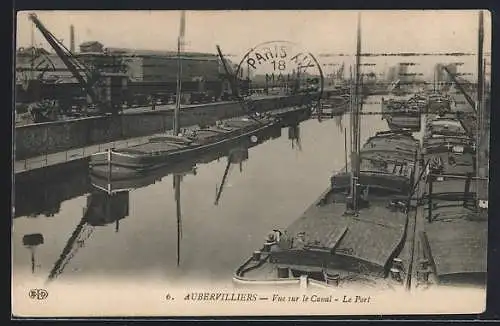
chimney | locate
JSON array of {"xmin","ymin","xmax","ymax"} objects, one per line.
[{"xmin": 70, "ymin": 25, "xmax": 75, "ymax": 53}]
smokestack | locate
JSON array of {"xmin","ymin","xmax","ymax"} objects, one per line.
[{"xmin": 70, "ymin": 25, "xmax": 75, "ymax": 53}]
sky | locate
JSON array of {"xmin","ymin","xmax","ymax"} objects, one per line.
[{"xmin": 15, "ymin": 10, "xmax": 491, "ymax": 79}]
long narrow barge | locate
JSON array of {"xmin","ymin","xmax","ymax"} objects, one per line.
[
  {"xmin": 90, "ymin": 106, "xmax": 309, "ymax": 178},
  {"xmin": 90, "ymin": 121, "xmax": 282, "ymax": 186},
  {"xmin": 414, "ymin": 113, "xmax": 487, "ymax": 289}
]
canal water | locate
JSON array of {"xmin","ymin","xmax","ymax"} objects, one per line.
[{"xmin": 13, "ymin": 96, "xmax": 388, "ymax": 287}]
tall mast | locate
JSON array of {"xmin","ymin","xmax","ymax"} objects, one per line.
[
  {"xmin": 349, "ymin": 12, "xmax": 362, "ymax": 213},
  {"xmin": 174, "ymin": 10, "xmax": 186, "ymax": 136},
  {"xmin": 476, "ymin": 10, "xmax": 484, "ymax": 178}
]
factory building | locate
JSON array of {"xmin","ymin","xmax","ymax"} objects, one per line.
[
  {"xmin": 16, "ymin": 42, "xmax": 228, "ymax": 84},
  {"xmin": 83, "ymin": 45, "xmax": 223, "ymax": 83}
]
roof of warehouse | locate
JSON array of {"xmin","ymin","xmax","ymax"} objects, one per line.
[{"xmin": 104, "ymin": 47, "xmax": 219, "ymax": 59}]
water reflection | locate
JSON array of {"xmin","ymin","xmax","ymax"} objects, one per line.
[
  {"xmin": 22, "ymin": 122, "xmax": 287, "ymax": 281},
  {"xmin": 47, "ymin": 190, "xmax": 130, "ymax": 281},
  {"xmin": 13, "ymin": 103, "xmax": 388, "ymax": 284},
  {"xmin": 14, "ymin": 163, "xmax": 89, "ymax": 218},
  {"xmin": 288, "ymin": 124, "xmax": 301, "ymax": 151},
  {"xmin": 173, "ymin": 174, "xmax": 182, "ymax": 266},
  {"xmin": 14, "ymin": 122, "xmax": 283, "ymax": 219},
  {"xmin": 22, "ymin": 233, "xmax": 44, "ymax": 274},
  {"xmin": 214, "ymin": 147, "xmax": 249, "ymax": 205}
]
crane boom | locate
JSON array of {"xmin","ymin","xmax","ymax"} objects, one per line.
[
  {"xmin": 442, "ymin": 65, "xmax": 476, "ymax": 111},
  {"xmin": 28, "ymin": 13, "xmax": 100, "ymax": 104}
]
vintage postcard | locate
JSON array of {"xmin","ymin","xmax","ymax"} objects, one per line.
[{"xmin": 12, "ymin": 10, "xmax": 490, "ymax": 317}]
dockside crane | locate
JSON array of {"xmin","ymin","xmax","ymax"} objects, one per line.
[{"xmin": 28, "ymin": 13, "xmax": 126, "ymax": 116}]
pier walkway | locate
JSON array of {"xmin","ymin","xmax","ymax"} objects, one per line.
[
  {"xmin": 121, "ymin": 94, "xmax": 286, "ymax": 115},
  {"xmin": 14, "ymin": 134, "xmax": 154, "ymax": 174}
]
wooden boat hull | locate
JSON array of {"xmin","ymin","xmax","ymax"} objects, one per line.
[
  {"xmin": 90, "ymin": 160, "xmax": 197, "ymax": 181},
  {"xmin": 90, "ymin": 162, "xmax": 197, "ymax": 192}
]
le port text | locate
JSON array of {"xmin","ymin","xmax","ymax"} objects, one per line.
[{"xmin": 270, "ymin": 294, "xmax": 372, "ymax": 304}]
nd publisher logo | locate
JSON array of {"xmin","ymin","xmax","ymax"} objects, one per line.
[{"xmin": 28, "ymin": 288, "xmax": 48, "ymax": 300}]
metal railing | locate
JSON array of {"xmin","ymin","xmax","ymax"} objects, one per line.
[{"xmin": 16, "ymin": 136, "xmax": 152, "ymax": 172}]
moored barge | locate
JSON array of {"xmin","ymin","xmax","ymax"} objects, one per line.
[
  {"xmin": 89, "ymin": 113, "xmax": 281, "ymax": 176},
  {"xmin": 381, "ymin": 95, "xmax": 421, "ymax": 131},
  {"xmin": 90, "ymin": 121, "xmax": 282, "ymax": 181},
  {"xmin": 411, "ymin": 104, "xmax": 487, "ymax": 289},
  {"xmin": 233, "ymin": 130, "xmax": 419, "ymax": 289}
]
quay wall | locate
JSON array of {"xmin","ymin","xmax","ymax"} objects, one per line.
[{"xmin": 15, "ymin": 94, "xmax": 314, "ymax": 160}]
